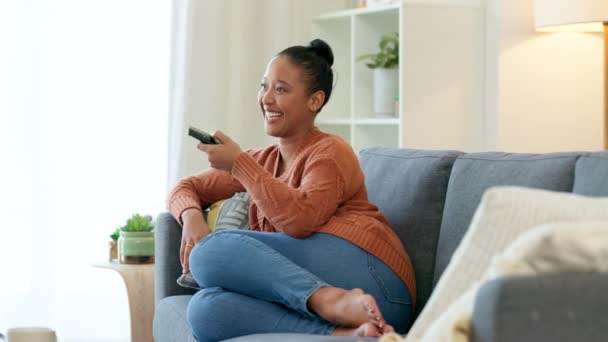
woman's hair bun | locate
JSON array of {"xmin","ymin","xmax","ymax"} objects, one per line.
[{"xmin": 309, "ymin": 39, "xmax": 334, "ymax": 67}]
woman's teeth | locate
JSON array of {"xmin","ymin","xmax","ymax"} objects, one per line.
[{"xmin": 266, "ymin": 112, "xmax": 283, "ymax": 118}]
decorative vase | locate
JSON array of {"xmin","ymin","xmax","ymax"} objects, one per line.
[
  {"xmin": 108, "ymin": 240, "xmax": 118, "ymax": 261},
  {"xmin": 373, "ymin": 67, "xmax": 399, "ymax": 117},
  {"xmin": 118, "ymin": 231, "xmax": 155, "ymax": 264}
]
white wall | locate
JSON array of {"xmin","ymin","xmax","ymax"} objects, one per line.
[
  {"xmin": 401, "ymin": 1, "xmax": 485, "ymax": 151},
  {"xmin": 181, "ymin": 0, "xmax": 605, "ymax": 163},
  {"xmin": 485, "ymin": 0, "xmax": 604, "ymax": 152}
]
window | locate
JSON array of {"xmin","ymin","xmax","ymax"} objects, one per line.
[{"xmin": 0, "ymin": 1, "xmax": 170, "ymax": 339}]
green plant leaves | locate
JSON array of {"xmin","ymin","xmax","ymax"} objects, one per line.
[
  {"xmin": 110, "ymin": 228, "xmax": 120, "ymax": 241},
  {"xmin": 356, "ymin": 32, "xmax": 399, "ymax": 69},
  {"xmin": 119, "ymin": 213, "xmax": 154, "ymax": 232}
]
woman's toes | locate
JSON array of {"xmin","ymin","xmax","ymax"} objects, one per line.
[
  {"xmin": 382, "ymin": 323, "xmax": 395, "ymax": 334},
  {"xmin": 326, "ymin": 288, "xmax": 388, "ymax": 330},
  {"xmin": 362, "ymin": 295, "xmax": 385, "ymax": 327},
  {"xmin": 354, "ymin": 322, "xmax": 382, "ymax": 337}
]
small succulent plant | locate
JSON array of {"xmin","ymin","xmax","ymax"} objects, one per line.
[
  {"xmin": 119, "ymin": 214, "xmax": 154, "ymax": 232},
  {"xmin": 110, "ymin": 228, "xmax": 120, "ymax": 241}
]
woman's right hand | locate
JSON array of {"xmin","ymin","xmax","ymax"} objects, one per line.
[{"xmin": 180, "ymin": 208, "xmax": 211, "ymax": 274}]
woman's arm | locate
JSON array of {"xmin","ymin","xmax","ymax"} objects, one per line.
[
  {"xmin": 166, "ymin": 168, "xmax": 245, "ymax": 225},
  {"xmin": 166, "ymin": 167, "xmax": 245, "ymax": 273},
  {"xmin": 178, "ymin": 208, "xmax": 211, "ymax": 274}
]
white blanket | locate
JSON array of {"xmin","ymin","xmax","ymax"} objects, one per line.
[
  {"xmin": 379, "ymin": 187, "xmax": 608, "ymax": 342},
  {"xmin": 418, "ymin": 220, "xmax": 608, "ymax": 342},
  {"xmin": 380, "ymin": 220, "xmax": 608, "ymax": 342}
]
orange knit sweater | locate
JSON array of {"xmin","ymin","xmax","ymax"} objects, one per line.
[{"xmin": 167, "ymin": 127, "xmax": 416, "ymax": 307}]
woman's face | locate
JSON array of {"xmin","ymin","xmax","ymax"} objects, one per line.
[{"xmin": 258, "ymin": 55, "xmax": 322, "ymax": 139}]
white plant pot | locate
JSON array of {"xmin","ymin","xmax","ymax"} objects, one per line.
[{"xmin": 373, "ymin": 67, "xmax": 399, "ymax": 117}]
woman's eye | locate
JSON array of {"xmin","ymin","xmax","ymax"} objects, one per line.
[
  {"xmin": 275, "ymin": 87, "xmax": 285, "ymax": 94},
  {"xmin": 260, "ymin": 83, "xmax": 267, "ymax": 90}
]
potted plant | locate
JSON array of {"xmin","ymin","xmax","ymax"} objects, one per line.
[
  {"xmin": 108, "ymin": 228, "xmax": 120, "ymax": 261},
  {"xmin": 356, "ymin": 32, "xmax": 399, "ymax": 117},
  {"xmin": 117, "ymin": 214, "xmax": 155, "ymax": 264}
]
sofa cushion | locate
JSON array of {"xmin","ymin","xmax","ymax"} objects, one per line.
[
  {"xmin": 153, "ymin": 295, "xmax": 196, "ymax": 342},
  {"xmin": 359, "ymin": 147, "xmax": 463, "ymax": 317},
  {"xmin": 411, "ymin": 187, "xmax": 608, "ymax": 340},
  {"xmin": 155, "ymin": 213, "xmax": 197, "ymax": 304},
  {"xmin": 224, "ymin": 334, "xmax": 376, "ymax": 341},
  {"xmin": 472, "ymin": 272, "xmax": 608, "ymax": 342},
  {"xmin": 573, "ymin": 151, "xmax": 608, "ymax": 196},
  {"xmin": 434, "ymin": 152, "xmax": 581, "ymax": 284},
  {"xmin": 209, "ymin": 191, "xmax": 250, "ymax": 231},
  {"xmin": 153, "ymin": 298, "xmax": 376, "ymax": 342}
]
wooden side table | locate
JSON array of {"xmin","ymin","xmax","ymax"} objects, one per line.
[{"xmin": 93, "ymin": 261, "xmax": 154, "ymax": 342}]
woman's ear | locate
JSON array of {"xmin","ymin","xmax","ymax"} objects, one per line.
[{"xmin": 308, "ymin": 90, "xmax": 326, "ymax": 113}]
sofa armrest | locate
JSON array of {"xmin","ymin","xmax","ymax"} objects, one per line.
[
  {"xmin": 471, "ymin": 272, "xmax": 608, "ymax": 342},
  {"xmin": 155, "ymin": 212, "xmax": 197, "ymax": 303}
]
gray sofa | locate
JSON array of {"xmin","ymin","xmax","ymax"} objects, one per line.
[{"xmin": 153, "ymin": 148, "xmax": 608, "ymax": 342}]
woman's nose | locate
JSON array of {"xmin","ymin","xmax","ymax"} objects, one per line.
[{"xmin": 261, "ymin": 88, "xmax": 274, "ymax": 104}]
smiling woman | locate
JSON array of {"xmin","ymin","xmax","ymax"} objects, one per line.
[
  {"xmin": 167, "ymin": 39, "xmax": 415, "ymax": 341},
  {"xmin": 0, "ymin": 0, "xmax": 169, "ymax": 340}
]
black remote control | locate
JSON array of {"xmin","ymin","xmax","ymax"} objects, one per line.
[{"xmin": 188, "ymin": 126, "xmax": 220, "ymax": 144}]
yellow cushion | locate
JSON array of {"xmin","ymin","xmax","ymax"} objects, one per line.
[{"xmin": 206, "ymin": 199, "xmax": 228, "ymax": 232}]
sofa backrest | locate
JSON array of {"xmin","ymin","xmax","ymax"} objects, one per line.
[
  {"xmin": 433, "ymin": 152, "xmax": 582, "ymax": 285},
  {"xmin": 359, "ymin": 147, "xmax": 463, "ymax": 317},
  {"xmin": 573, "ymin": 151, "xmax": 608, "ymax": 196},
  {"xmin": 359, "ymin": 149, "xmax": 608, "ymax": 317}
]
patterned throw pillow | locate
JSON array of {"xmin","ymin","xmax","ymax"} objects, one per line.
[
  {"xmin": 176, "ymin": 192, "xmax": 250, "ymax": 290},
  {"xmin": 210, "ymin": 192, "xmax": 250, "ymax": 232}
]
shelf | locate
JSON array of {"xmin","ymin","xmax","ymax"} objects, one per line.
[
  {"xmin": 353, "ymin": 118, "xmax": 400, "ymax": 125},
  {"xmin": 314, "ymin": 4, "xmax": 400, "ymax": 20},
  {"xmin": 313, "ymin": 0, "xmax": 479, "ymax": 22},
  {"xmin": 402, "ymin": 0, "xmax": 481, "ymax": 7},
  {"xmin": 312, "ymin": 4, "xmax": 401, "ymax": 151},
  {"xmin": 311, "ymin": 0, "xmax": 484, "ymax": 151},
  {"xmin": 316, "ymin": 118, "xmax": 352, "ymax": 125},
  {"xmin": 319, "ymin": 118, "xmax": 398, "ymax": 125}
]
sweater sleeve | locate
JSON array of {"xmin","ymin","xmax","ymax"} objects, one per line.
[
  {"xmin": 231, "ymin": 151, "xmax": 345, "ymax": 238},
  {"xmin": 166, "ymin": 168, "xmax": 246, "ymax": 225}
]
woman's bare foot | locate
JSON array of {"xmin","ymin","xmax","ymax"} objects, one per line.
[
  {"xmin": 332, "ymin": 322, "xmax": 396, "ymax": 337},
  {"xmin": 308, "ymin": 287, "xmax": 386, "ymax": 328}
]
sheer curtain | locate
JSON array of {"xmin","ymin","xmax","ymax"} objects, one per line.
[
  {"xmin": 0, "ymin": 0, "xmax": 170, "ymax": 341},
  {"xmin": 168, "ymin": 0, "xmax": 352, "ymax": 183}
]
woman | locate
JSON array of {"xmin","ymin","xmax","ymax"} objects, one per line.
[{"xmin": 167, "ymin": 39, "xmax": 415, "ymax": 341}]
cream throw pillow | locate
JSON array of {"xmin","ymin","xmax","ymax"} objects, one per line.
[
  {"xmin": 407, "ymin": 186, "xmax": 608, "ymax": 341},
  {"xmin": 419, "ymin": 220, "xmax": 608, "ymax": 342}
]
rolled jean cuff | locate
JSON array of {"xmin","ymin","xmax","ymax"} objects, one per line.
[{"xmin": 300, "ymin": 281, "xmax": 331, "ymax": 318}]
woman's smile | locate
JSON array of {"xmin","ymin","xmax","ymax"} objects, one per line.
[{"xmin": 264, "ymin": 111, "xmax": 284, "ymax": 124}]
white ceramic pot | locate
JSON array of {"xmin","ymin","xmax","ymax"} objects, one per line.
[{"xmin": 373, "ymin": 67, "xmax": 399, "ymax": 117}]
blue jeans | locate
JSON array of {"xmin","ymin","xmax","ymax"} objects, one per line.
[{"xmin": 187, "ymin": 230, "xmax": 412, "ymax": 341}]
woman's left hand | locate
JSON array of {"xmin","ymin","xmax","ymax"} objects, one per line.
[{"xmin": 197, "ymin": 130, "xmax": 243, "ymax": 172}]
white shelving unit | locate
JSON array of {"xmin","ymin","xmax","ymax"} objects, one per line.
[
  {"xmin": 311, "ymin": 1, "xmax": 485, "ymax": 152},
  {"xmin": 312, "ymin": 4, "xmax": 401, "ymax": 152}
]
